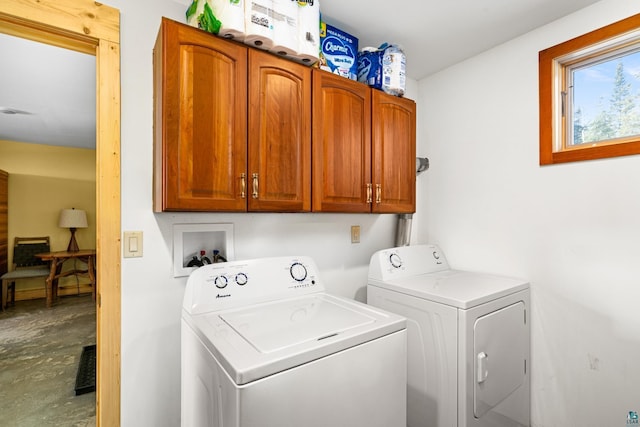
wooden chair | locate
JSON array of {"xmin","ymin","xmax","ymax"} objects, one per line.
[{"xmin": 0, "ymin": 237, "xmax": 51, "ymax": 310}]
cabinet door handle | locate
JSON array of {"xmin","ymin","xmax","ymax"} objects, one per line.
[
  {"xmin": 252, "ymin": 173, "xmax": 259, "ymax": 199},
  {"xmin": 366, "ymin": 183, "xmax": 372, "ymax": 204},
  {"xmin": 240, "ymin": 173, "xmax": 246, "ymax": 199},
  {"xmin": 376, "ymin": 184, "xmax": 382, "ymax": 204}
]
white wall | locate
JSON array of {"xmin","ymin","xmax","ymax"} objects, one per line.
[
  {"xmin": 417, "ymin": 1, "xmax": 640, "ymax": 426},
  {"xmin": 106, "ymin": 1, "xmax": 419, "ymax": 425}
]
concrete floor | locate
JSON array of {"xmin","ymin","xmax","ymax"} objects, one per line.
[{"xmin": 0, "ymin": 294, "xmax": 96, "ymax": 426}]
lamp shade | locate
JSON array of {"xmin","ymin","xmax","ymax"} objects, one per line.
[{"xmin": 58, "ymin": 208, "xmax": 88, "ymax": 229}]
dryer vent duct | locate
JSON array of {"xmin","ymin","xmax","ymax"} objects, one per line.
[
  {"xmin": 395, "ymin": 214, "xmax": 412, "ymax": 247},
  {"xmin": 395, "ymin": 157, "xmax": 429, "ymax": 247},
  {"xmin": 416, "ymin": 157, "xmax": 429, "ymax": 175}
]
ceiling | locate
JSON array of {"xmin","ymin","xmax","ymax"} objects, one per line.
[
  {"xmin": 322, "ymin": 0, "xmax": 601, "ymax": 79},
  {"xmin": 0, "ymin": 0, "xmax": 601, "ymax": 149},
  {"xmin": 0, "ymin": 32, "xmax": 95, "ymax": 149}
]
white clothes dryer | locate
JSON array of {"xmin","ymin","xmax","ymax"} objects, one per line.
[
  {"xmin": 182, "ymin": 255, "xmax": 407, "ymax": 427},
  {"xmin": 367, "ymin": 245, "xmax": 530, "ymax": 427}
]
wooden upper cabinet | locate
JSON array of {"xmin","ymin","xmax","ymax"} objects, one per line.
[
  {"xmin": 154, "ymin": 18, "xmax": 414, "ymax": 214},
  {"xmin": 312, "ymin": 70, "xmax": 372, "ymax": 212},
  {"xmin": 372, "ymin": 90, "xmax": 416, "ymax": 213},
  {"xmin": 248, "ymin": 50, "xmax": 311, "ymax": 212},
  {"xmin": 154, "ymin": 18, "xmax": 248, "ymax": 212},
  {"xmin": 312, "ymin": 69, "xmax": 416, "ymax": 213}
]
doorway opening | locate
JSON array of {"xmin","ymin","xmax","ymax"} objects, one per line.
[{"xmin": 0, "ymin": 2, "xmax": 122, "ymax": 425}]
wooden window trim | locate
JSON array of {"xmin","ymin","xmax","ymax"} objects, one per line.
[{"xmin": 539, "ymin": 13, "xmax": 640, "ymax": 165}]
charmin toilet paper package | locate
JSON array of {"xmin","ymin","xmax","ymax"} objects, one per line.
[
  {"xmin": 244, "ymin": 0, "xmax": 274, "ymax": 50},
  {"xmin": 270, "ymin": 0, "xmax": 298, "ymax": 56},
  {"xmin": 358, "ymin": 43, "xmax": 406, "ymax": 96},
  {"xmin": 186, "ymin": 0, "xmax": 244, "ymax": 39},
  {"xmin": 357, "ymin": 47, "xmax": 383, "ymax": 89},
  {"xmin": 319, "ymin": 21, "xmax": 358, "ymax": 80},
  {"xmin": 293, "ymin": 0, "xmax": 320, "ymax": 65}
]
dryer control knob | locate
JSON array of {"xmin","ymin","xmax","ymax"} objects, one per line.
[
  {"xmin": 389, "ymin": 253, "xmax": 403, "ymax": 268},
  {"xmin": 214, "ymin": 275, "xmax": 228, "ymax": 289}
]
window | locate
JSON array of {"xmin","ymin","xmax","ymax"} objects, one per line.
[{"xmin": 539, "ymin": 13, "xmax": 640, "ymax": 165}]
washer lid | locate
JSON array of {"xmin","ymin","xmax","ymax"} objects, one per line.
[
  {"xmin": 220, "ymin": 295, "xmax": 375, "ymax": 353},
  {"xmin": 185, "ymin": 293, "xmax": 405, "ymax": 385},
  {"xmin": 368, "ymin": 270, "xmax": 529, "ymax": 309}
]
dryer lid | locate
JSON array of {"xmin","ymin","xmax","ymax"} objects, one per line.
[
  {"xmin": 185, "ymin": 293, "xmax": 406, "ymax": 385},
  {"xmin": 369, "ymin": 270, "xmax": 529, "ymax": 309}
]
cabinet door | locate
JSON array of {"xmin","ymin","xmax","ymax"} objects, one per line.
[
  {"xmin": 154, "ymin": 18, "xmax": 248, "ymax": 212},
  {"xmin": 312, "ymin": 70, "xmax": 371, "ymax": 212},
  {"xmin": 371, "ymin": 90, "xmax": 416, "ymax": 213},
  {"xmin": 248, "ymin": 50, "xmax": 311, "ymax": 212}
]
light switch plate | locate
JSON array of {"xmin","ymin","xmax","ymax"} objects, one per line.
[{"xmin": 123, "ymin": 231, "xmax": 143, "ymax": 258}]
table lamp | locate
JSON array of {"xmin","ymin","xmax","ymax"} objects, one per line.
[{"xmin": 58, "ymin": 208, "xmax": 88, "ymax": 252}]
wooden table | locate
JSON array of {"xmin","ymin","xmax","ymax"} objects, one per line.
[{"xmin": 35, "ymin": 250, "xmax": 96, "ymax": 307}]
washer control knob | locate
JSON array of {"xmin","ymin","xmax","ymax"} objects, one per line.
[
  {"xmin": 235, "ymin": 272, "xmax": 248, "ymax": 286},
  {"xmin": 214, "ymin": 275, "xmax": 228, "ymax": 289},
  {"xmin": 290, "ymin": 262, "xmax": 308, "ymax": 282},
  {"xmin": 389, "ymin": 253, "xmax": 403, "ymax": 268}
]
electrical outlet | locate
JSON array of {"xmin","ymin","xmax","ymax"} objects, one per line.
[{"xmin": 351, "ymin": 225, "xmax": 360, "ymax": 244}]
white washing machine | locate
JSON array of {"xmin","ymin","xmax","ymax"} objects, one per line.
[
  {"xmin": 182, "ymin": 255, "xmax": 407, "ymax": 427},
  {"xmin": 367, "ymin": 245, "xmax": 530, "ymax": 427}
]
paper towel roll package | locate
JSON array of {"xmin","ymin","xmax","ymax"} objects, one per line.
[
  {"xmin": 244, "ymin": 0, "xmax": 274, "ymax": 50},
  {"xmin": 186, "ymin": 0, "xmax": 215, "ymax": 32},
  {"xmin": 381, "ymin": 44, "xmax": 406, "ymax": 96},
  {"xmin": 186, "ymin": 0, "xmax": 244, "ymax": 39},
  {"xmin": 270, "ymin": 0, "xmax": 298, "ymax": 57},
  {"xmin": 292, "ymin": 0, "xmax": 320, "ymax": 64},
  {"xmin": 186, "ymin": 0, "xmax": 320, "ymax": 65},
  {"xmin": 214, "ymin": 0, "xmax": 246, "ymax": 40}
]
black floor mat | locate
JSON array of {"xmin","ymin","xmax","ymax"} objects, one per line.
[{"xmin": 75, "ymin": 344, "xmax": 96, "ymax": 396}]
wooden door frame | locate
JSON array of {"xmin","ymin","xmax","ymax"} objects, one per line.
[{"xmin": 0, "ymin": 1, "xmax": 121, "ymax": 425}]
